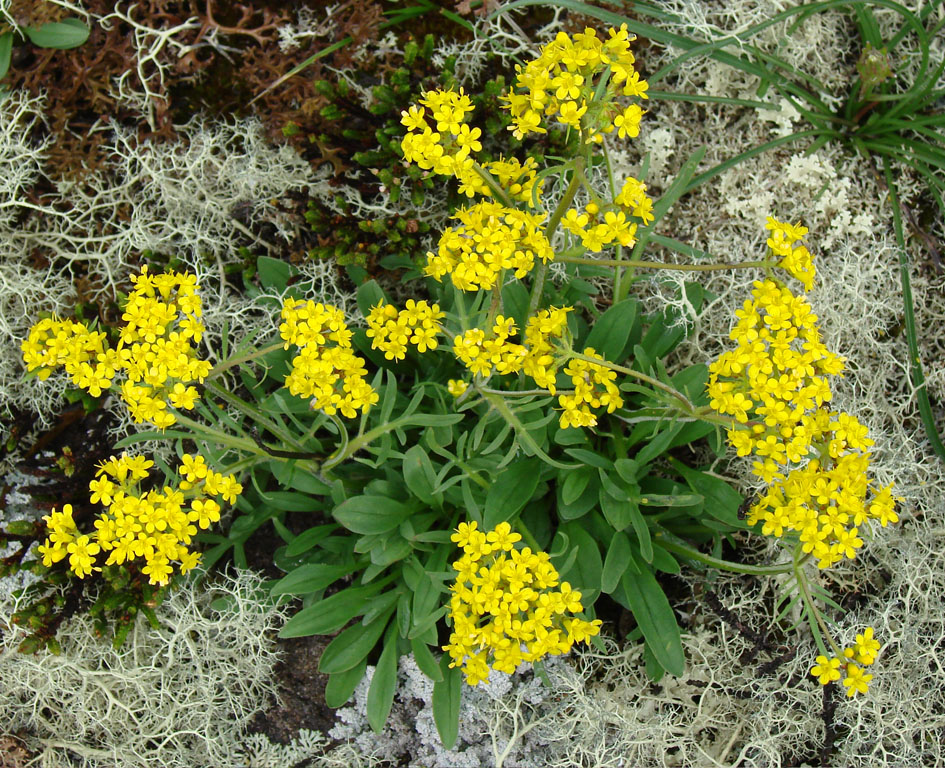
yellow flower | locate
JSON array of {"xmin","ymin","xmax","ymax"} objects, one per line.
[
  {"xmin": 810, "ymin": 655, "xmax": 842, "ymax": 685},
  {"xmin": 447, "ymin": 379, "xmax": 468, "ymax": 397}
]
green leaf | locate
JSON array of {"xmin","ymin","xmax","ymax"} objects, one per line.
[
  {"xmin": 433, "ymin": 656, "xmax": 462, "ymax": 749},
  {"xmin": 557, "ymin": 523, "xmax": 602, "ymax": 599},
  {"xmin": 325, "ymin": 660, "xmax": 367, "ymax": 708},
  {"xmin": 256, "ymin": 256, "xmax": 294, "ymax": 292},
  {"xmin": 614, "ymin": 459, "xmax": 641, "ymax": 484},
  {"xmin": 279, "ymin": 584, "xmax": 379, "ymax": 637},
  {"xmin": 635, "ymin": 420, "xmax": 684, "ymax": 466},
  {"xmin": 563, "ymin": 448, "xmax": 613, "ymax": 470},
  {"xmin": 403, "ymin": 445, "xmax": 437, "ymax": 505},
  {"xmin": 602, "ymin": 532, "xmax": 637, "ymax": 592},
  {"xmin": 669, "ymin": 363, "xmax": 709, "ymax": 402},
  {"xmin": 557, "ymin": 469, "xmax": 600, "ymax": 521},
  {"xmin": 502, "ymin": 279, "xmax": 530, "ymax": 330},
  {"xmin": 24, "ymin": 18, "xmax": 90, "ymax": 49},
  {"xmin": 483, "ymin": 459, "xmax": 542, "ymax": 529},
  {"xmin": 583, "ymin": 298, "xmax": 638, "ymax": 362},
  {"xmin": 334, "ymin": 495, "xmax": 413, "ymax": 534},
  {"xmin": 411, "ymin": 637, "xmax": 443, "ymax": 682},
  {"xmin": 650, "ymin": 543, "xmax": 681, "ymax": 575},
  {"xmin": 285, "ymin": 524, "xmax": 338, "ymax": 557},
  {"xmin": 367, "ymin": 625, "xmax": 400, "ymax": 732},
  {"xmin": 561, "ymin": 465, "xmax": 594, "ymax": 505},
  {"xmin": 257, "ymin": 490, "xmax": 319, "ymax": 512},
  {"xmin": 270, "ymin": 460, "xmax": 331, "ymax": 496},
  {"xmin": 369, "ymin": 533, "xmax": 412, "ymax": 566},
  {"xmin": 669, "ymin": 458, "xmax": 745, "ymax": 528},
  {"xmin": 357, "ymin": 279, "xmax": 387, "ymax": 318},
  {"xmin": 271, "ymin": 563, "xmax": 356, "ymax": 596},
  {"xmin": 319, "ymin": 610, "xmax": 394, "ymax": 674},
  {"xmin": 638, "ymin": 493, "xmax": 703, "ymax": 508},
  {"xmin": 0, "ymin": 32, "xmax": 13, "ymax": 81},
  {"xmin": 621, "ymin": 567, "xmax": 685, "ymax": 676},
  {"xmin": 598, "ymin": 473, "xmax": 653, "ymax": 562}
]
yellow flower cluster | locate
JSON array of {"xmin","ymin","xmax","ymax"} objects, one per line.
[
  {"xmin": 400, "ymin": 90, "xmax": 546, "ymax": 206},
  {"xmin": 453, "ymin": 316, "xmax": 529, "ymax": 378},
  {"xmin": 22, "ymin": 267, "xmax": 210, "ymax": 430},
  {"xmin": 810, "ymin": 627, "xmax": 882, "ymax": 697},
  {"xmin": 401, "ymin": 88, "xmax": 479, "ymax": 177},
  {"xmin": 558, "ymin": 348, "xmax": 624, "ymax": 428},
  {"xmin": 36, "ymin": 453, "xmax": 242, "ymax": 587},
  {"xmin": 365, "ymin": 299, "xmax": 445, "ymax": 361},
  {"xmin": 766, "ymin": 216, "xmax": 816, "ymax": 290},
  {"xmin": 560, "ymin": 177, "xmax": 654, "ymax": 253},
  {"xmin": 452, "ymin": 307, "xmax": 569, "ymax": 385},
  {"xmin": 425, "ymin": 201, "xmax": 554, "ymax": 292},
  {"xmin": 500, "ymin": 24, "xmax": 648, "ymax": 142},
  {"xmin": 444, "ymin": 521, "xmax": 602, "ymax": 685},
  {"xmin": 280, "ymin": 298, "xmax": 379, "ymax": 418},
  {"xmin": 709, "ymin": 225, "xmax": 898, "ymax": 569}
]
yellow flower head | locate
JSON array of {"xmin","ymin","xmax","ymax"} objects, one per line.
[{"xmin": 444, "ymin": 522, "xmax": 601, "ymax": 685}]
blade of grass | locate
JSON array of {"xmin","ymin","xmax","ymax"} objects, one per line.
[
  {"xmin": 880, "ymin": 155, "xmax": 945, "ymax": 461},
  {"xmin": 683, "ymin": 128, "xmax": 830, "ymax": 194},
  {"xmin": 647, "ymin": 91, "xmax": 775, "ymax": 109}
]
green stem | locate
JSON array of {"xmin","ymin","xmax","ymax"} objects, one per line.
[
  {"xmin": 655, "ymin": 533, "xmax": 796, "ymax": 576},
  {"xmin": 558, "ymin": 254, "xmax": 772, "ymax": 272},
  {"xmin": 478, "ymin": 387, "xmax": 561, "ymax": 397},
  {"xmin": 794, "ymin": 551, "xmax": 843, "ymax": 658},
  {"xmin": 599, "ymin": 142, "xmax": 626, "ymax": 304},
  {"xmin": 514, "ymin": 518, "xmax": 541, "ymax": 552},
  {"xmin": 527, "ymin": 158, "xmax": 586, "ymax": 322},
  {"xmin": 472, "ymin": 162, "xmax": 516, "ymax": 208},
  {"xmin": 486, "ymin": 269, "xmax": 506, "ymax": 328},
  {"xmin": 171, "ymin": 412, "xmax": 267, "ymax": 457},
  {"xmin": 209, "ymin": 341, "xmax": 283, "ymax": 378},
  {"xmin": 203, "ymin": 380, "xmax": 305, "ymax": 451}
]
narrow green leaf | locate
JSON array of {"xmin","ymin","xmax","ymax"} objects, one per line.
[
  {"xmin": 325, "ymin": 660, "xmax": 367, "ymax": 708},
  {"xmin": 256, "ymin": 256, "xmax": 294, "ymax": 292},
  {"xmin": 583, "ymin": 298, "xmax": 638, "ymax": 362},
  {"xmin": 669, "ymin": 458, "xmax": 745, "ymax": 528},
  {"xmin": 0, "ymin": 32, "xmax": 13, "ymax": 81},
  {"xmin": 650, "ymin": 543, "xmax": 680, "ymax": 575},
  {"xmin": 483, "ymin": 459, "xmax": 542, "ymax": 529},
  {"xmin": 621, "ymin": 567, "xmax": 685, "ymax": 676},
  {"xmin": 564, "ymin": 448, "xmax": 613, "ymax": 470},
  {"xmin": 270, "ymin": 460, "xmax": 331, "ymax": 496},
  {"xmin": 403, "ymin": 445, "xmax": 437, "ymax": 504},
  {"xmin": 602, "ymin": 532, "xmax": 637, "ymax": 592},
  {"xmin": 367, "ymin": 625, "xmax": 400, "ymax": 732},
  {"xmin": 319, "ymin": 610, "xmax": 393, "ymax": 674},
  {"xmin": 369, "ymin": 533, "xmax": 412, "ymax": 567},
  {"xmin": 279, "ymin": 584, "xmax": 379, "ymax": 637},
  {"xmin": 271, "ymin": 563, "xmax": 355, "ymax": 596},
  {"xmin": 24, "ymin": 18, "xmax": 90, "ymax": 49},
  {"xmin": 411, "ymin": 637, "xmax": 444, "ymax": 682},
  {"xmin": 334, "ymin": 495, "xmax": 413, "ymax": 534},
  {"xmin": 562, "ymin": 465, "xmax": 594, "ymax": 505},
  {"xmin": 357, "ymin": 279, "xmax": 386, "ymax": 318},
  {"xmin": 256, "ymin": 490, "xmax": 319, "ymax": 512},
  {"xmin": 433, "ymin": 656, "xmax": 462, "ymax": 749},
  {"xmin": 635, "ymin": 420, "xmax": 684, "ymax": 466},
  {"xmin": 285, "ymin": 524, "xmax": 338, "ymax": 557},
  {"xmin": 557, "ymin": 523, "xmax": 603, "ymax": 599}
]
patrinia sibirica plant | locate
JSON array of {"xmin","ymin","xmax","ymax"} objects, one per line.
[{"xmin": 16, "ymin": 23, "xmax": 898, "ymax": 743}]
